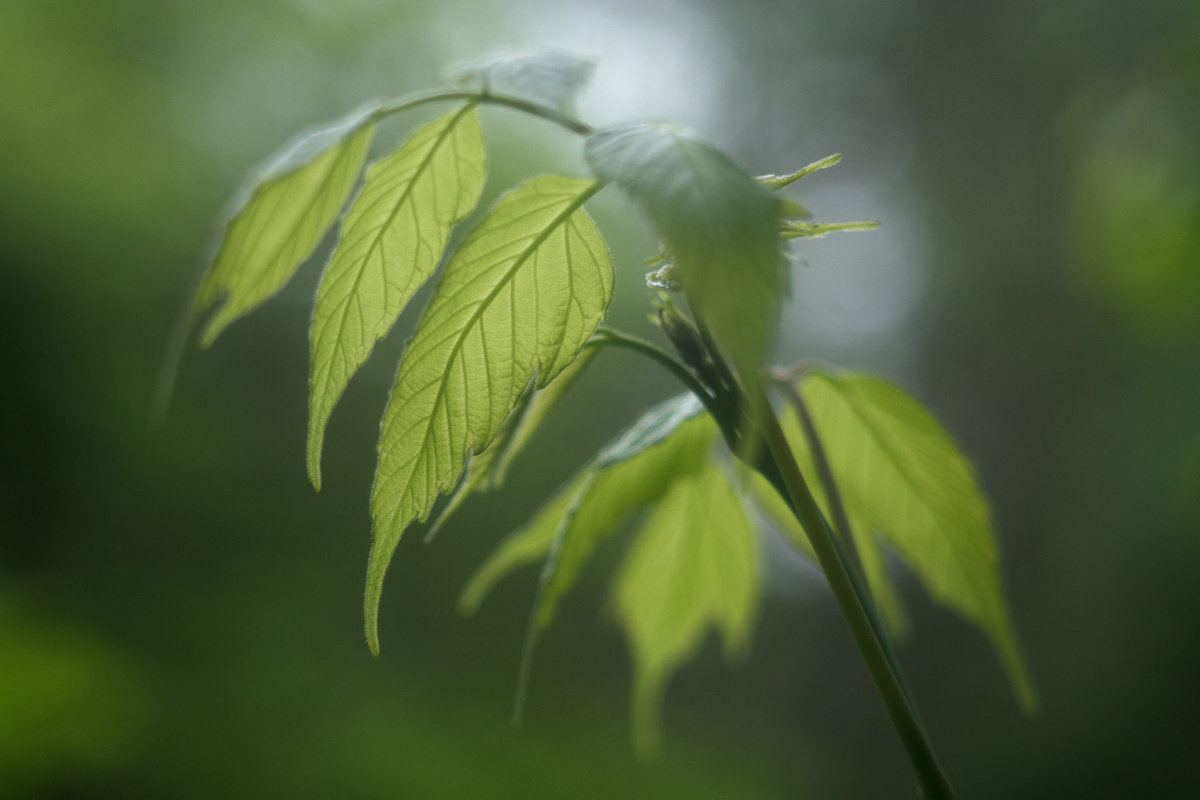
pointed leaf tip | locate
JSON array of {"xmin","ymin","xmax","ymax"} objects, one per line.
[
  {"xmin": 366, "ymin": 175, "xmax": 613, "ymax": 649},
  {"xmin": 789, "ymin": 369, "xmax": 1036, "ymax": 708},
  {"xmin": 196, "ymin": 103, "xmax": 379, "ymax": 346},
  {"xmin": 307, "ymin": 105, "xmax": 487, "ymax": 488}
]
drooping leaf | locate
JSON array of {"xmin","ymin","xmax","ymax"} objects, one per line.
[
  {"xmin": 427, "ymin": 347, "xmax": 596, "ymax": 542},
  {"xmin": 535, "ymin": 394, "xmax": 714, "ymax": 629},
  {"xmin": 584, "ymin": 123, "xmax": 783, "ymax": 379},
  {"xmin": 446, "ymin": 50, "xmax": 594, "ymax": 112},
  {"xmin": 785, "ymin": 369, "xmax": 1037, "ymax": 710},
  {"xmin": 460, "ymin": 392, "xmax": 712, "ymax": 618},
  {"xmin": 196, "ymin": 103, "xmax": 378, "ymax": 345},
  {"xmin": 366, "ymin": 174, "xmax": 613, "ymax": 654},
  {"xmin": 307, "ymin": 105, "xmax": 486, "ymax": 489},
  {"xmin": 614, "ymin": 460, "xmax": 760, "ymax": 758}
]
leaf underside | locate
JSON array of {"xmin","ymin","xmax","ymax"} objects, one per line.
[
  {"xmin": 197, "ymin": 104, "xmax": 378, "ymax": 345},
  {"xmin": 366, "ymin": 174, "xmax": 613, "ymax": 654},
  {"xmin": 307, "ymin": 105, "xmax": 487, "ymax": 488},
  {"xmin": 615, "ymin": 460, "xmax": 759, "ymax": 758},
  {"xmin": 584, "ymin": 123, "xmax": 783, "ymax": 379},
  {"xmin": 784, "ymin": 369, "xmax": 1037, "ymax": 711},
  {"xmin": 446, "ymin": 50, "xmax": 594, "ymax": 112}
]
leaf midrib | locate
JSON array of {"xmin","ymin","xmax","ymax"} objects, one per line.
[{"xmin": 385, "ymin": 180, "xmax": 604, "ymax": 520}]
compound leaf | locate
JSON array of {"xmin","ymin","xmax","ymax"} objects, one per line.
[
  {"xmin": 584, "ymin": 123, "xmax": 783, "ymax": 379},
  {"xmin": 788, "ymin": 369, "xmax": 1037, "ymax": 711},
  {"xmin": 366, "ymin": 174, "xmax": 613, "ymax": 654},
  {"xmin": 307, "ymin": 105, "xmax": 486, "ymax": 488},
  {"xmin": 197, "ymin": 103, "xmax": 378, "ymax": 345},
  {"xmin": 615, "ymin": 460, "xmax": 759, "ymax": 758}
]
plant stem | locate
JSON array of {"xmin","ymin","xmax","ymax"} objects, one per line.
[
  {"xmin": 750, "ymin": 382, "xmax": 954, "ymax": 799},
  {"xmin": 376, "ymin": 89, "xmax": 592, "ymax": 135}
]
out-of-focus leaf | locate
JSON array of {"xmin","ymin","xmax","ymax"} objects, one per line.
[
  {"xmin": 780, "ymin": 219, "xmax": 879, "ymax": 240},
  {"xmin": 584, "ymin": 123, "xmax": 783, "ymax": 380},
  {"xmin": 427, "ymin": 348, "xmax": 596, "ymax": 542},
  {"xmin": 755, "ymin": 153, "xmax": 842, "ymax": 190},
  {"xmin": 196, "ymin": 103, "xmax": 378, "ymax": 345},
  {"xmin": 614, "ymin": 461, "xmax": 759, "ymax": 758},
  {"xmin": 786, "ymin": 369, "xmax": 1037, "ymax": 710},
  {"xmin": 447, "ymin": 50, "xmax": 595, "ymax": 112},
  {"xmin": 460, "ymin": 393, "xmax": 712, "ymax": 618},
  {"xmin": 366, "ymin": 175, "xmax": 613, "ymax": 654},
  {"xmin": 307, "ymin": 105, "xmax": 486, "ymax": 489}
]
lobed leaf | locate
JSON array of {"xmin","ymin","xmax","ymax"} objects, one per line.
[
  {"xmin": 307, "ymin": 105, "xmax": 487, "ymax": 488},
  {"xmin": 614, "ymin": 460, "xmax": 760, "ymax": 758},
  {"xmin": 446, "ymin": 50, "xmax": 595, "ymax": 112},
  {"xmin": 196, "ymin": 103, "xmax": 378, "ymax": 345},
  {"xmin": 785, "ymin": 369, "xmax": 1037, "ymax": 710},
  {"xmin": 584, "ymin": 123, "xmax": 783, "ymax": 379},
  {"xmin": 366, "ymin": 174, "xmax": 613, "ymax": 654}
]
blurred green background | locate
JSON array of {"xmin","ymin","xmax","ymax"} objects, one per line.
[{"xmin": 2, "ymin": 0, "xmax": 1198, "ymax": 797}]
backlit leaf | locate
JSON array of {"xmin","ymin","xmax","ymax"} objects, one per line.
[
  {"xmin": 196, "ymin": 103, "xmax": 378, "ymax": 345},
  {"xmin": 614, "ymin": 460, "xmax": 759, "ymax": 758},
  {"xmin": 786, "ymin": 369, "xmax": 1036, "ymax": 710},
  {"xmin": 460, "ymin": 393, "xmax": 712, "ymax": 619},
  {"xmin": 307, "ymin": 105, "xmax": 486, "ymax": 488},
  {"xmin": 366, "ymin": 174, "xmax": 613, "ymax": 654},
  {"xmin": 427, "ymin": 347, "xmax": 596, "ymax": 542},
  {"xmin": 584, "ymin": 123, "xmax": 783, "ymax": 378}
]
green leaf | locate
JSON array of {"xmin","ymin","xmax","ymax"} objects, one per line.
[
  {"xmin": 780, "ymin": 219, "xmax": 879, "ymax": 240},
  {"xmin": 307, "ymin": 105, "xmax": 486, "ymax": 489},
  {"xmin": 787, "ymin": 369, "xmax": 1037, "ymax": 710},
  {"xmin": 755, "ymin": 153, "xmax": 842, "ymax": 190},
  {"xmin": 459, "ymin": 392, "xmax": 712, "ymax": 619},
  {"xmin": 196, "ymin": 103, "xmax": 378, "ymax": 345},
  {"xmin": 614, "ymin": 460, "xmax": 759, "ymax": 758},
  {"xmin": 446, "ymin": 50, "xmax": 594, "ymax": 112},
  {"xmin": 584, "ymin": 123, "xmax": 783, "ymax": 378},
  {"xmin": 536, "ymin": 394, "xmax": 715, "ymax": 629},
  {"xmin": 366, "ymin": 174, "xmax": 613, "ymax": 654},
  {"xmin": 427, "ymin": 347, "xmax": 596, "ymax": 543}
]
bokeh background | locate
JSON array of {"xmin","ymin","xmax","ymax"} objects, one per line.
[{"xmin": 3, "ymin": 0, "xmax": 1198, "ymax": 797}]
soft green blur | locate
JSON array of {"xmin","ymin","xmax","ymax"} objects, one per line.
[{"xmin": 2, "ymin": 0, "xmax": 1197, "ymax": 797}]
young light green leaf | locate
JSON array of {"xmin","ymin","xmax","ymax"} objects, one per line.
[
  {"xmin": 307, "ymin": 105, "xmax": 486, "ymax": 489},
  {"xmin": 584, "ymin": 123, "xmax": 783, "ymax": 379},
  {"xmin": 789, "ymin": 369, "xmax": 1036, "ymax": 710},
  {"xmin": 426, "ymin": 347, "xmax": 596, "ymax": 543},
  {"xmin": 459, "ymin": 393, "xmax": 712, "ymax": 618},
  {"xmin": 780, "ymin": 219, "xmax": 879, "ymax": 240},
  {"xmin": 446, "ymin": 50, "xmax": 595, "ymax": 112},
  {"xmin": 196, "ymin": 103, "xmax": 378, "ymax": 345},
  {"xmin": 614, "ymin": 461, "xmax": 760, "ymax": 758},
  {"xmin": 755, "ymin": 153, "xmax": 842, "ymax": 190},
  {"xmin": 366, "ymin": 174, "xmax": 613, "ymax": 654},
  {"xmin": 535, "ymin": 394, "xmax": 714, "ymax": 629}
]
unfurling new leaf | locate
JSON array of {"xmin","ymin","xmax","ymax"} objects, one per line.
[
  {"xmin": 366, "ymin": 174, "xmax": 613, "ymax": 655},
  {"xmin": 196, "ymin": 104, "xmax": 378, "ymax": 345},
  {"xmin": 307, "ymin": 105, "xmax": 487, "ymax": 488}
]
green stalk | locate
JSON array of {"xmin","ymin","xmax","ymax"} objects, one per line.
[
  {"xmin": 376, "ymin": 89, "xmax": 592, "ymax": 135},
  {"xmin": 749, "ymin": 381, "xmax": 954, "ymax": 799}
]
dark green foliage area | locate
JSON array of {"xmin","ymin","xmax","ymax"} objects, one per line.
[{"xmin": 2, "ymin": 1, "xmax": 1198, "ymax": 798}]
